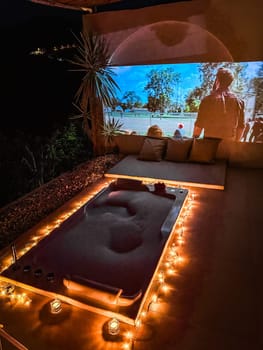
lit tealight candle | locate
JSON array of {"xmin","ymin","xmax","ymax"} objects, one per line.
[
  {"xmin": 107, "ymin": 318, "xmax": 120, "ymax": 335},
  {"xmin": 50, "ymin": 298, "xmax": 62, "ymax": 314}
]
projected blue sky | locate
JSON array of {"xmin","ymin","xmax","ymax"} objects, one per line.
[{"xmin": 112, "ymin": 61, "xmax": 261, "ymax": 104}]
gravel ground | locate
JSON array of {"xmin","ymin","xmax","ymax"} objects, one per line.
[{"xmin": 0, "ymin": 154, "xmax": 121, "ymax": 250}]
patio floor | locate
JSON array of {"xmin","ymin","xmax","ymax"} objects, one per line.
[{"xmin": 0, "ymin": 166, "xmax": 262, "ymax": 350}]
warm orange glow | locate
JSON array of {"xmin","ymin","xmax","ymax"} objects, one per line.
[
  {"xmin": 177, "ymin": 238, "xmax": 185, "ymax": 246},
  {"xmin": 64, "ymin": 277, "xmax": 123, "ymax": 305},
  {"xmin": 0, "ymin": 178, "xmax": 197, "ymax": 345},
  {"xmin": 107, "ymin": 318, "xmax": 120, "ymax": 335},
  {"xmin": 135, "ymin": 319, "xmax": 142, "ymax": 328},
  {"xmin": 166, "ymin": 267, "xmax": 176, "ymax": 275},
  {"xmin": 151, "ymin": 294, "xmax": 158, "ymax": 303},
  {"xmin": 0, "ymin": 282, "xmax": 32, "ymax": 308},
  {"xmin": 0, "ymin": 180, "xmax": 112, "ymax": 275},
  {"xmin": 124, "ymin": 331, "xmax": 134, "ymax": 340},
  {"xmin": 160, "ymin": 284, "xmax": 169, "ymax": 293},
  {"xmin": 50, "ymin": 298, "xmax": 62, "ymax": 314},
  {"xmin": 157, "ymin": 271, "xmax": 165, "ymax": 283},
  {"xmin": 178, "ymin": 256, "xmax": 184, "ymax": 263},
  {"xmin": 105, "ymin": 173, "xmax": 224, "ymax": 190},
  {"xmin": 140, "ymin": 311, "xmax": 147, "ymax": 319}
]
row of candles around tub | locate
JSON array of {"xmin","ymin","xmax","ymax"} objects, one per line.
[
  {"xmin": 0, "ymin": 183, "xmax": 112, "ymax": 312},
  {"xmin": 107, "ymin": 189, "xmax": 196, "ymax": 349},
  {"xmin": 0, "ymin": 182, "xmax": 114, "ymax": 274},
  {"xmin": 0, "ymin": 282, "xmax": 32, "ymax": 307},
  {"xmin": 0, "ymin": 185, "xmax": 195, "ymax": 349},
  {"xmin": 0, "ymin": 278, "xmax": 61, "ymax": 313}
]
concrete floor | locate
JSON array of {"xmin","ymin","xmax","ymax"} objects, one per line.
[{"xmin": 0, "ymin": 167, "xmax": 262, "ymax": 350}]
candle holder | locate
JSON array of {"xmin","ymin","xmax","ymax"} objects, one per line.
[
  {"xmin": 50, "ymin": 299, "xmax": 62, "ymax": 314},
  {"xmin": 107, "ymin": 318, "xmax": 120, "ymax": 335}
]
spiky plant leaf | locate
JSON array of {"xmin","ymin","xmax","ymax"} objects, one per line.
[
  {"xmin": 69, "ymin": 31, "xmax": 119, "ymax": 108},
  {"xmin": 68, "ymin": 30, "xmax": 120, "ymax": 154},
  {"xmin": 101, "ymin": 117, "xmax": 124, "ymax": 144}
]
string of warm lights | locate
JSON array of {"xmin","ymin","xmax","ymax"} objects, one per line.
[
  {"xmin": 0, "ymin": 180, "xmax": 196, "ymax": 350},
  {"xmin": 0, "ymin": 180, "xmax": 114, "ymax": 274},
  {"xmin": 0, "ymin": 181, "xmax": 114, "ymax": 318},
  {"xmin": 0, "ymin": 282, "xmax": 32, "ymax": 307},
  {"xmin": 105, "ymin": 186, "xmax": 196, "ymax": 350}
]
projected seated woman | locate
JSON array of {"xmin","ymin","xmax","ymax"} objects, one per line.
[{"xmin": 147, "ymin": 125, "xmax": 163, "ymax": 138}]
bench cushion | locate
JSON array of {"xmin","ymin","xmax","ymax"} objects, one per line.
[
  {"xmin": 165, "ymin": 138, "xmax": 193, "ymax": 162},
  {"xmin": 105, "ymin": 155, "xmax": 227, "ymax": 190},
  {"xmin": 189, "ymin": 138, "xmax": 221, "ymax": 163},
  {"xmin": 138, "ymin": 137, "xmax": 167, "ymax": 161}
]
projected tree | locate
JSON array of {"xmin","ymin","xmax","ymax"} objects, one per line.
[
  {"xmin": 121, "ymin": 91, "xmax": 142, "ymax": 111},
  {"xmin": 185, "ymin": 87, "xmax": 203, "ymax": 112},
  {"xmin": 185, "ymin": 63, "xmax": 248, "ymax": 112},
  {"xmin": 252, "ymin": 63, "xmax": 263, "ymax": 114},
  {"xmin": 144, "ymin": 68, "xmax": 181, "ymax": 113}
]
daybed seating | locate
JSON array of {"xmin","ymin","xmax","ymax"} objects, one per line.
[{"xmin": 105, "ymin": 134, "xmax": 263, "ymax": 190}]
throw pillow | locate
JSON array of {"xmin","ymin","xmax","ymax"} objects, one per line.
[
  {"xmin": 165, "ymin": 138, "xmax": 193, "ymax": 162},
  {"xmin": 189, "ymin": 137, "xmax": 221, "ymax": 163},
  {"xmin": 138, "ymin": 137, "xmax": 166, "ymax": 161}
]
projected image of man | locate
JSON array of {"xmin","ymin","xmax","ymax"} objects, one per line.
[{"xmin": 193, "ymin": 68, "xmax": 245, "ymax": 141}]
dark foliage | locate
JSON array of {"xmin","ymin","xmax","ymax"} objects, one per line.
[
  {"xmin": 0, "ymin": 122, "xmax": 92, "ymax": 208},
  {"xmin": 0, "ymin": 153, "xmax": 121, "ymax": 250}
]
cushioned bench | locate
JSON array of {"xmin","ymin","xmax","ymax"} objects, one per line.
[
  {"xmin": 105, "ymin": 155, "xmax": 227, "ymax": 190},
  {"xmin": 105, "ymin": 134, "xmax": 228, "ymax": 190}
]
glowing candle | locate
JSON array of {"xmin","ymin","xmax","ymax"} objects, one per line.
[
  {"xmin": 50, "ymin": 299, "xmax": 62, "ymax": 314},
  {"xmin": 135, "ymin": 319, "xmax": 141, "ymax": 328},
  {"xmin": 158, "ymin": 271, "xmax": 165, "ymax": 283},
  {"xmin": 151, "ymin": 294, "xmax": 158, "ymax": 303},
  {"xmin": 140, "ymin": 311, "xmax": 147, "ymax": 319},
  {"xmin": 107, "ymin": 318, "xmax": 120, "ymax": 335},
  {"xmin": 124, "ymin": 331, "xmax": 134, "ymax": 340}
]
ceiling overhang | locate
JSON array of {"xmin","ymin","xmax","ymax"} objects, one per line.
[
  {"xmin": 29, "ymin": 0, "xmax": 122, "ymax": 11},
  {"xmin": 29, "ymin": 0, "xmax": 191, "ymax": 13}
]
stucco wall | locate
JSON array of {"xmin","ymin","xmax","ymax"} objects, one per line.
[{"xmin": 83, "ymin": 0, "xmax": 263, "ymax": 64}]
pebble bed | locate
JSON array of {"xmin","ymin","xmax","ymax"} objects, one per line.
[{"xmin": 0, "ymin": 154, "xmax": 121, "ymax": 250}]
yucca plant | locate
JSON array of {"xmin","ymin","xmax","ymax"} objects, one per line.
[
  {"xmin": 101, "ymin": 117, "xmax": 124, "ymax": 153},
  {"xmin": 68, "ymin": 30, "xmax": 120, "ymax": 155}
]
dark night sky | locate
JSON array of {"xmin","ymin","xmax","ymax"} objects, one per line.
[
  {"xmin": 0, "ymin": 0, "xmax": 81, "ymax": 25},
  {"xmin": 0, "ymin": 0, "xmax": 82, "ymax": 133},
  {"xmin": 0, "ymin": 0, "xmax": 82, "ymax": 49},
  {"xmin": 0, "ymin": 0, "xmax": 188, "ymax": 132}
]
